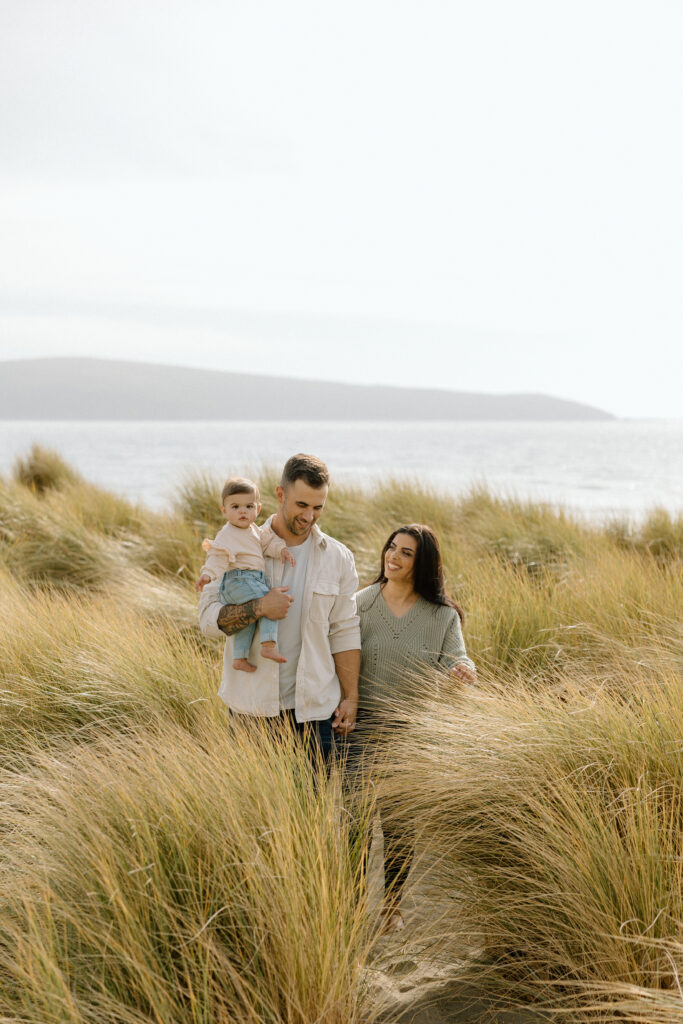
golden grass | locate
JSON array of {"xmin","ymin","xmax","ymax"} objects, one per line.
[
  {"xmin": 377, "ymin": 662, "xmax": 683, "ymax": 1021},
  {"xmin": 0, "ymin": 720, "xmax": 374, "ymax": 1023},
  {"xmin": 0, "ymin": 448, "xmax": 681, "ymax": 1022},
  {"xmin": 0, "ymin": 475, "xmax": 204, "ymax": 594},
  {"xmin": 12, "ymin": 443, "xmax": 83, "ymax": 494},
  {"xmin": 0, "ymin": 573, "xmax": 219, "ymax": 767}
]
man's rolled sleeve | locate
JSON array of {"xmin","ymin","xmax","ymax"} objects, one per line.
[
  {"xmin": 328, "ymin": 548, "xmax": 361, "ymax": 655},
  {"xmin": 197, "ymin": 580, "xmax": 224, "ymax": 639}
]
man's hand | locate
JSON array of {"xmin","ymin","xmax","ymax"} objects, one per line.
[
  {"xmin": 258, "ymin": 586, "xmax": 294, "ymax": 620},
  {"xmin": 331, "ymin": 648, "xmax": 361, "ymax": 736},
  {"xmin": 332, "ymin": 697, "xmax": 357, "ymax": 736},
  {"xmin": 451, "ymin": 662, "xmax": 477, "ymax": 684},
  {"xmin": 216, "ymin": 588, "xmax": 293, "ymax": 637},
  {"xmin": 195, "ymin": 573, "xmax": 212, "ymax": 592},
  {"xmin": 281, "ymin": 549, "xmax": 297, "ymax": 567}
]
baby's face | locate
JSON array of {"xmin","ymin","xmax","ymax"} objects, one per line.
[{"xmin": 222, "ymin": 492, "xmax": 261, "ymax": 529}]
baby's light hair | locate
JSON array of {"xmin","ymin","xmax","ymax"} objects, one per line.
[{"xmin": 221, "ymin": 477, "xmax": 260, "ymax": 505}]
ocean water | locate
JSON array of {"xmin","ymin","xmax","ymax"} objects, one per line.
[{"xmin": 0, "ymin": 419, "xmax": 681, "ymax": 521}]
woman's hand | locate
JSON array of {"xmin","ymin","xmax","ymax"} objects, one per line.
[
  {"xmin": 451, "ymin": 662, "xmax": 477, "ymax": 684},
  {"xmin": 331, "ymin": 698, "xmax": 357, "ymax": 736}
]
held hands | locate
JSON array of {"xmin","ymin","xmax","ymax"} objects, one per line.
[
  {"xmin": 451, "ymin": 662, "xmax": 477, "ymax": 684},
  {"xmin": 281, "ymin": 548, "xmax": 297, "ymax": 567},
  {"xmin": 195, "ymin": 573, "xmax": 212, "ymax": 592},
  {"xmin": 332, "ymin": 698, "xmax": 357, "ymax": 736}
]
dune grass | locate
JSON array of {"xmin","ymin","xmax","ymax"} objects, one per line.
[
  {"xmin": 0, "ymin": 448, "xmax": 681, "ymax": 1022},
  {"xmin": 12, "ymin": 443, "xmax": 84, "ymax": 494},
  {"xmin": 377, "ymin": 661, "xmax": 683, "ymax": 1021},
  {"xmin": 0, "ymin": 572, "xmax": 221, "ymax": 767},
  {"xmin": 4, "ymin": 451, "xmax": 680, "ymax": 678},
  {"xmin": 0, "ymin": 720, "xmax": 374, "ymax": 1024},
  {"xmin": 0, "ymin": 473, "xmax": 203, "ymax": 597}
]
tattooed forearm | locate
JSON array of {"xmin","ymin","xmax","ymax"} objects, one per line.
[{"xmin": 217, "ymin": 599, "xmax": 261, "ymax": 636}]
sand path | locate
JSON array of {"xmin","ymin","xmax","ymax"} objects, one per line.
[{"xmin": 366, "ymin": 827, "xmax": 547, "ymax": 1024}]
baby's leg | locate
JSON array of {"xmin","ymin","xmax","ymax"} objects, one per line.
[
  {"xmin": 220, "ymin": 570, "xmax": 265, "ymax": 671},
  {"xmin": 259, "ymin": 616, "xmax": 286, "ymax": 663},
  {"xmin": 232, "ymin": 621, "xmax": 258, "ymax": 672}
]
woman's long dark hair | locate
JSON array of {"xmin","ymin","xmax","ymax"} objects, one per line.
[{"xmin": 373, "ymin": 523, "xmax": 464, "ymax": 621}]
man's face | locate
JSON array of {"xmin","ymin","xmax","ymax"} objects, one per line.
[{"xmin": 276, "ymin": 479, "xmax": 328, "ymax": 540}]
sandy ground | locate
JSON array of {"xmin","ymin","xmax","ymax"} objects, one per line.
[
  {"xmin": 365, "ymin": 823, "xmax": 547, "ymax": 1024},
  {"xmin": 370, "ymin": 937, "xmax": 544, "ymax": 1024}
]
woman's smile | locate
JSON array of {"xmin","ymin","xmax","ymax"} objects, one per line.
[{"xmin": 383, "ymin": 533, "xmax": 418, "ymax": 583}]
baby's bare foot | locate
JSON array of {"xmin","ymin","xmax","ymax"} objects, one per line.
[
  {"xmin": 233, "ymin": 658, "xmax": 257, "ymax": 673},
  {"xmin": 261, "ymin": 642, "xmax": 287, "ymax": 664}
]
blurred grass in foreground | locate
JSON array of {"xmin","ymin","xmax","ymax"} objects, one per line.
[
  {"xmin": 378, "ymin": 664, "xmax": 682, "ymax": 1022},
  {"xmin": 0, "ymin": 446, "xmax": 681, "ymax": 1022},
  {"xmin": 0, "ymin": 720, "xmax": 373, "ymax": 1024}
]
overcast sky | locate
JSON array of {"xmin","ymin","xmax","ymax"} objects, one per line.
[{"xmin": 1, "ymin": 0, "xmax": 681, "ymax": 417}]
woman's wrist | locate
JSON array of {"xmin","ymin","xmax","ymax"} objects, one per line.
[{"xmin": 451, "ymin": 661, "xmax": 476, "ymax": 682}]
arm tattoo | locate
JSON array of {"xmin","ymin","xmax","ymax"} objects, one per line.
[{"xmin": 217, "ymin": 599, "xmax": 260, "ymax": 637}]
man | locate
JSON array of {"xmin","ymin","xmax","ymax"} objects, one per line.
[{"xmin": 198, "ymin": 454, "xmax": 360, "ymax": 755}]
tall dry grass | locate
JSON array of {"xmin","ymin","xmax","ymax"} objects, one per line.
[
  {"xmin": 0, "ymin": 572, "xmax": 219, "ymax": 766},
  {"xmin": 1, "ymin": 448, "xmax": 681, "ymax": 1022},
  {"xmin": 1, "ymin": 470, "xmax": 202, "ymax": 593},
  {"xmin": 378, "ymin": 658, "xmax": 683, "ymax": 1022},
  {"xmin": 12, "ymin": 443, "xmax": 84, "ymax": 494},
  {"xmin": 0, "ymin": 719, "xmax": 374, "ymax": 1024},
  {"xmin": 5, "ymin": 451, "xmax": 680, "ymax": 677},
  {"xmin": 0, "ymin": 454, "xmax": 380, "ymax": 1022}
]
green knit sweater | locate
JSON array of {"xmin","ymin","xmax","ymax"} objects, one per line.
[{"xmin": 356, "ymin": 583, "xmax": 474, "ymax": 716}]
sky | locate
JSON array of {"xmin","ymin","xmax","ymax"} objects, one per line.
[{"xmin": 1, "ymin": 0, "xmax": 681, "ymax": 418}]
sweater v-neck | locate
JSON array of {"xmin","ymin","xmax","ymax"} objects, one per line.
[{"xmin": 378, "ymin": 588, "xmax": 422, "ymax": 627}]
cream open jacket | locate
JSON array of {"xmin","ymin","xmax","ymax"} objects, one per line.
[{"xmin": 197, "ymin": 519, "xmax": 361, "ymax": 722}]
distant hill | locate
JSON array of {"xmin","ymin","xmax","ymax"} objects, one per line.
[{"xmin": 0, "ymin": 358, "xmax": 614, "ymax": 421}]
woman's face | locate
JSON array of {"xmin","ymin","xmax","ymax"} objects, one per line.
[{"xmin": 384, "ymin": 532, "xmax": 418, "ymax": 586}]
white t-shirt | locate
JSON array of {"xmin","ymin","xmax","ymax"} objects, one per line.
[{"xmin": 277, "ymin": 534, "xmax": 313, "ymax": 709}]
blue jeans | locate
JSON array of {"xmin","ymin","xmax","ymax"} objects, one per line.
[
  {"xmin": 219, "ymin": 568, "xmax": 278, "ymax": 659},
  {"xmin": 285, "ymin": 709, "xmax": 338, "ymax": 764}
]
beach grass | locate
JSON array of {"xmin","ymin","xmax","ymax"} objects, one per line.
[
  {"xmin": 0, "ymin": 571, "xmax": 220, "ymax": 767},
  {"xmin": 377, "ymin": 661, "xmax": 683, "ymax": 1021},
  {"xmin": 0, "ymin": 720, "xmax": 374, "ymax": 1024},
  {"xmin": 0, "ymin": 448, "xmax": 681, "ymax": 1022}
]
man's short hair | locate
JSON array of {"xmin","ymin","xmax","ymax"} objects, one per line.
[
  {"xmin": 280, "ymin": 454, "xmax": 330, "ymax": 490},
  {"xmin": 221, "ymin": 476, "xmax": 260, "ymax": 505}
]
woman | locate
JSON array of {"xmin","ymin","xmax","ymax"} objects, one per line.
[{"xmin": 355, "ymin": 523, "xmax": 476, "ymax": 933}]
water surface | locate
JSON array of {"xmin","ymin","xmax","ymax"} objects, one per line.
[{"xmin": 1, "ymin": 420, "xmax": 681, "ymax": 521}]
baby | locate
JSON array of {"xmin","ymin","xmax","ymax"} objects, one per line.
[{"xmin": 195, "ymin": 476, "xmax": 295, "ymax": 672}]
